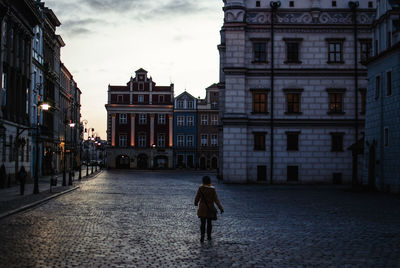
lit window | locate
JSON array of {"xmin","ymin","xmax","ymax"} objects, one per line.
[
  {"xmin": 187, "ymin": 116, "xmax": 194, "ymax": 126},
  {"xmin": 139, "ymin": 114, "xmax": 147, "ymax": 124},
  {"xmin": 201, "ymin": 134, "xmax": 208, "ymax": 147},
  {"xmin": 177, "ymin": 116, "xmax": 184, "ymax": 126},
  {"xmin": 211, "ymin": 134, "xmax": 218, "ymax": 147},
  {"xmin": 253, "ymin": 92, "xmax": 268, "ymax": 113},
  {"xmin": 158, "ymin": 114, "xmax": 166, "ymax": 124},
  {"xmin": 177, "ymin": 135, "xmax": 184, "ymax": 147},
  {"xmin": 286, "ymin": 93, "xmax": 301, "ymax": 113},
  {"xmin": 119, "ymin": 114, "xmax": 127, "ymax": 124},
  {"xmin": 119, "ymin": 134, "xmax": 127, "ymax": 147}
]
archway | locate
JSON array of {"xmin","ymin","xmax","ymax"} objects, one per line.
[
  {"xmin": 211, "ymin": 157, "xmax": 218, "ymax": 169},
  {"xmin": 137, "ymin": 154, "xmax": 148, "ymax": 169},
  {"xmin": 116, "ymin": 155, "xmax": 130, "ymax": 169},
  {"xmin": 154, "ymin": 155, "xmax": 168, "ymax": 169}
]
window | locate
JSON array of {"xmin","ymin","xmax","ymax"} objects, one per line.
[
  {"xmin": 375, "ymin": 40, "xmax": 379, "ymax": 56},
  {"xmin": 375, "ymin": 75, "xmax": 380, "ymax": 99},
  {"xmin": 289, "ymin": 1, "xmax": 294, "ymax": 7},
  {"xmin": 384, "ymin": 128, "xmax": 389, "ymax": 146},
  {"xmin": 286, "ymin": 132, "xmax": 299, "ymax": 151},
  {"xmin": 138, "ymin": 95, "xmax": 144, "ymax": 103},
  {"xmin": 368, "ymin": 1, "xmax": 373, "ymax": 8},
  {"xmin": 360, "ymin": 40, "xmax": 372, "ymax": 63},
  {"xmin": 331, "ymin": 133, "xmax": 344, "ymax": 152},
  {"xmin": 332, "ymin": 1, "xmax": 337, "ymax": 7},
  {"xmin": 187, "ymin": 116, "xmax": 194, "ymax": 126},
  {"xmin": 253, "ymin": 42, "xmax": 267, "ymax": 63},
  {"xmin": 119, "ymin": 134, "xmax": 127, "ymax": 147},
  {"xmin": 1, "ymin": 73, "xmax": 7, "ymax": 107},
  {"xmin": 117, "ymin": 95, "xmax": 123, "ymax": 103},
  {"xmin": 287, "ymin": 166, "xmax": 299, "ymax": 181},
  {"xmin": 177, "ymin": 100, "xmax": 184, "ymax": 109},
  {"xmin": 327, "ymin": 90, "xmax": 344, "ymax": 114},
  {"xmin": 2, "ymin": 21, "xmax": 6, "ymax": 46},
  {"xmin": 387, "ymin": 32, "xmax": 392, "ymax": 49},
  {"xmin": 201, "ymin": 134, "xmax": 208, "ymax": 147},
  {"xmin": 177, "ymin": 135, "xmax": 184, "ymax": 147},
  {"xmin": 286, "ymin": 93, "xmax": 301, "ymax": 114},
  {"xmin": 139, "ymin": 83, "xmax": 144, "ymax": 91},
  {"xmin": 211, "ymin": 115, "xmax": 218, "ymax": 125},
  {"xmin": 283, "ymin": 38, "xmax": 302, "ymax": 63},
  {"xmin": 177, "ymin": 116, "xmax": 184, "ymax": 126},
  {"xmin": 211, "ymin": 102, "xmax": 218, "ymax": 109},
  {"xmin": 252, "ymin": 91, "xmax": 268, "ymax": 113},
  {"xmin": 256, "ymin": 1, "xmax": 260, "ymax": 7},
  {"xmin": 139, "ymin": 114, "xmax": 147, "ymax": 124},
  {"xmin": 211, "ymin": 134, "xmax": 218, "ymax": 147},
  {"xmin": 119, "ymin": 114, "xmax": 127, "ymax": 124},
  {"xmin": 201, "ymin": 115, "xmax": 208, "ymax": 125},
  {"xmin": 158, "ymin": 114, "xmax": 166, "ymax": 124},
  {"xmin": 327, "ymin": 40, "xmax": 343, "ymax": 63},
  {"xmin": 387, "ymin": 71, "xmax": 392, "ymax": 96},
  {"xmin": 158, "ymin": 95, "xmax": 165, "ymax": 103},
  {"xmin": 157, "ymin": 134, "xmax": 165, "ymax": 147},
  {"xmin": 187, "ymin": 101, "xmax": 194, "ymax": 109},
  {"xmin": 254, "ymin": 132, "xmax": 266, "ymax": 151},
  {"xmin": 187, "ymin": 135, "xmax": 194, "ymax": 147},
  {"xmin": 360, "ymin": 89, "xmax": 366, "ymax": 114},
  {"xmin": 138, "ymin": 135, "xmax": 146, "ymax": 147}
]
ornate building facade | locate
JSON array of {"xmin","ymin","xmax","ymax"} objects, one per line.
[
  {"xmin": 105, "ymin": 68, "xmax": 174, "ymax": 169},
  {"xmin": 219, "ymin": 0, "xmax": 375, "ymax": 183},
  {"xmin": 364, "ymin": 0, "xmax": 400, "ymax": 193}
]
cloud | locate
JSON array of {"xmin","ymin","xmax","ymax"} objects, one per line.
[
  {"xmin": 80, "ymin": 0, "xmax": 144, "ymax": 13},
  {"xmin": 59, "ymin": 18, "xmax": 102, "ymax": 37}
]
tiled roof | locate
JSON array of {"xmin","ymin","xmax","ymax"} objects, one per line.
[{"xmin": 109, "ymin": 85, "xmax": 128, "ymax": 91}]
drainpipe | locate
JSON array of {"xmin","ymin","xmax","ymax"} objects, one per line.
[
  {"xmin": 269, "ymin": 1, "xmax": 280, "ymax": 184},
  {"xmin": 349, "ymin": 1, "xmax": 359, "ymax": 186}
]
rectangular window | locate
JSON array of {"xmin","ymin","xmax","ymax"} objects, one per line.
[
  {"xmin": 187, "ymin": 135, "xmax": 194, "ymax": 147},
  {"xmin": 177, "ymin": 100, "xmax": 184, "ymax": 109},
  {"xmin": 138, "ymin": 135, "xmax": 146, "ymax": 147},
  {"xmin": 286, "ymin": 132, "xmax": 299, "ymax": 151},
  {"xmin": 256, "ymin": 1, "xmax": 260, "ymax": 7},
  {"xmin": 328, "ymin": 42, "xmax": 342, "ymax": 63},
  {"xmin": 328, "ymin": 93, "xmax": 343, "ymax": 113},
  {"xmin": 119, "ymin": 134, "xmax": 127, "ymax": 147},
  {"xmin": 211, "ymin": 134, "xmax": 218, "ymax": 147},
  {"xmin": 360, "ymin": 89, "xmax": 366, "ymax": 114},
  {"xmin": 139, "ymin": 114, "xmax": 147, "ymax": 124},
  {"xmin": 117, "ymin": 95, "xmax": 123, "ymax": 103},
  {"xmin": 286, "ymin": 93, "xmax": 300, "ymax": 113},
  {"xmin": 138, "ymin": 95, "xmax": 144, "ymax": 103},
  {"xmin": 119, "ymin": 114, "xmax": 127, "ymax": 124},
  {"xmin": 177, "ymin": 116, "xmax": 184, "ymax": 126},
  {"xmin": 375, "ymin": 76, "xmax": 380, "ymax": 99},
  {"xmin": 287, "ymin": 166, "xmax": 299, "ymax": 181},
  {"xmin": 289, "ymin": 1, "xmax": 294, "ymax": 7},
  {"xmin": 157, "ymin": 134, "xmax": 165, "ymax": 148},
  {"xmin": 187, "ymin": 116, "xmax": 194, "ymax": 126},
  {"xmin": 286, "ymin": 42, "xmax": 299, "ymax": 63},
  {"xmin": 253, "ymin": 92, "xmax": 268, "ymax": 113},
  {"xmin": 387, "ymin": 71, "xmax": 392, "ymax": 96},
  {"xmin": 177, "ymin": 135, "xmax": 184, "ymax": 147},
  {"xmin": 384, "ymin": 128, "xmax": 389, "ymax": 146},
  {"xmin": 139, "ymin": 83, "xmax": 144, "ymax": 91},
  {"xmin": 253, "ymin": 42, "xmax": 267, "ymax": 63},
  {"xmin": 360, "ymin": 41, "xmax": 372, "ymax": 63},
  {"xmin": 211, "ymin": 115, "xmax": 218, "ymax": 125},
  {"xmin": 187, "ymin": 101, "xmax": 194, "ymax": 109},
  {"xmin": 158, "ymin": 95, "xmax": 165, "ymax": 103},
  {"xmin": 158, "ymin": 114, "xmax": 166, "ymax": 124},
  {"xmin": 257, "ymin": 165, "xmax": 267, "ymax": 181},
  {"xmin": 201, "ymin": 115, "xmax": 208, "ymax": 125},
  {"xmin": 254, "ymin": 132, "xmax": 266, "ymax": 151},
  {"xmin": 201, "ymin": 134, "xmax": 208, "ymax": 147},
  {"xmin": 331, "ymin": 133, "xmax": 344, "ymax": 152}
]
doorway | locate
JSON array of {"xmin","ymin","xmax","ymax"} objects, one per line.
[
  {"xmin": 137, "ymin": 154, "xmax": 148, "ymax": 169},
  {"xmin": 116, "ymin": 155, "xmax": 130, "ymax": 169}
]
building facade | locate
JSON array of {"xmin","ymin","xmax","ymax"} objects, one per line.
[
  {"xmin": 219, "ymin": 0, "xmax": 375, "ymax": 183},
  {"xmin": 105, "ymin": 68, "xmax": 174, "ymax": 169},
  {"xmin": 173, "ymin": 91, "xmax": 197, "ymax": 168},
  {"xmin": 197, "ymin": 84, "xmax": 220, "ymax": 170},
  {"xmin": 363, "ymin": 0, "xmax": 400, "ymax": 193}
]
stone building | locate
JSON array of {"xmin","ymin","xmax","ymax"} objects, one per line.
[
  {"xmin": 364, "ymin": 0, "xmax": 400, "ymax": 193},
  {"xmin": 105, "ymin": 68, "xmax": 174, "ymax": 169},
  {"xmin": 173, "ymin": 91, "xmax": 197, "ymax": 168},
  {"xmin": 219, "ymin": 0, "xmax": 375, "ymax": 183},
  {"xmin": 0, "ymin": 0, "xmax": 40, "ymax": 184},
  {"xmin": 197, "ymin": 84, "xmax": 220, "ymax": 170}
]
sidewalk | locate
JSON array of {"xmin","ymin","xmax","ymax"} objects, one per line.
[{"xmin": 0, "ymin": 167, "xmax": 102, "ymax": 219}]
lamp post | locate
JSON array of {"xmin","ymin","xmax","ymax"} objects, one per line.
[
  {"xmin": 68, "ymin": 122, "xmax": 75, "ymax": 186},
  {"xmin": 34, "ymin": 102, "xmax": 50, "ymax": 194}
]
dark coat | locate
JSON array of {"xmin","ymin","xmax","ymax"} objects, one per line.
[{"xmin": 194, "ymin": 185, "xmax": 223, "ymax": 218}]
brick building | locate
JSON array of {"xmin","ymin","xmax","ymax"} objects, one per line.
[
  {"xmin": 105, "ymin": 68, "xmax": 174, "ymax": 169},
  {"xmin": 219, "ymin": 0, "xmax": 375, "ymax": 183}
]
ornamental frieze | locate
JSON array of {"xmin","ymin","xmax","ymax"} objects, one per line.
[{"xmin": 245, "ymin": 11, "xmax": 375, "ymax": 25}]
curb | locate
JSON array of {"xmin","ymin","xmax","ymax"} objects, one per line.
[{"xmin": 0, "ymin": 186, "xmax": 80, "ymax": 220}]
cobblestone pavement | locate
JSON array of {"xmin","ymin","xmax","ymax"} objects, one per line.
[{"xmin": 0, "ymin": 170, "xmax": 399, "ymax": 267}]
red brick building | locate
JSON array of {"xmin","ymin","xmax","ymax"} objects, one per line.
[{"xmin": 105, "ymin": 68, "xmax": 174, "ymax": 169}]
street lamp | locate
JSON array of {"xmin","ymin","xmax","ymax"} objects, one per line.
[
  {"xmin": 68, "ymin": 122, "xmax": 75, "ymax": 186},
  {"xmin": 34, "ymin": 102, "xmax": 50, "ymax": 194}
]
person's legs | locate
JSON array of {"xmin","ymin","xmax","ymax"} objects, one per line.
[
  {"xmin": 200, "ymin": 217, "xmax": 206, "ymax": 242},
  {"xmin": 206, "ymin": 218, "xmax": 212, "ymax": 240}
]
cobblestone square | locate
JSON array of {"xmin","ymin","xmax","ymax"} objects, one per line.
[{"xmin": 0, "ymin": 170, "xmax": 399, "ymax": 267}]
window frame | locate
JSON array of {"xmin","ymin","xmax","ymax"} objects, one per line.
[
  {"xmin": 119, "ymin": 134, "xmax": 127, "ymax": 148},
  {"xmin": 177, "ymin": 116, "xmax": 184, "ymax": 126},
  {"xmin": 331, "ymin": 132, "xmax": 344, "ymax": 152},
  {"xmin": 326, "ymin": 38, "xmax": 345, "ymax": 64},
  {"xmin": 286, "ymin": 131, "xmax": 300, "ymax": 151},
  {"xmin": 360, "ymin": 39, "xmax": 372, "ymax": 63},
  {"xmin": 253, "ymin": 132, "xmax": 266, "ymax": 151},
  {"xmin": 386, "ymin": 71, "xmax": 392, "ymax": 96},
  {"xmin": 211, "ymin": 134, "xmax": 218, "ymax": 147},
  {"xmin": 200, "ymin": 115, "xmax": 208, "ymax": 125},
  {"xmin": 177, "ymin": 135, "xmax": 184, "ymax": 147},
  {"xmin": 119, "ymin": 113, "xmax": 127, "ymax": 124},
  {"xmin": 200, "ymin": 134, "xmax": 208, "ymax": 147},
  {"xmin": 187, "ymin": 135, "xmax": 194, "ymax": 147},
  {"xmin": 375, "ymin": 75, "xmax": 381, "ymax": 99},
  {"xmin": 157, "ymin": 134, "xmax": 165, "ymax": 148},
  {"xmin": 138, "ymin": 135, "xmax": 146, "ymax": 147},
  {"xmin": 251, "ymin": 38, "xmax": 269, "ymax": 63},
  {"xmin": 139, "ymin": 114, "xmax": 147, "ymax": 125},
  {"xmin": 284, "ymin": 38, "xmax": 302, "ymax": 64},
  {"xmin": 327, "ymin": 89, "xmax": 346, "ymax": 115},
  {"xmin": 252, "ymin": 90, "xmax": 269, "ymax": 114},
  {"xmin": 187, "ymin": 116, "xmax": 194, "ymax": 126}
]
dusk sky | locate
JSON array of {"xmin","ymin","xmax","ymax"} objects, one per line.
[{"xmin": 44, "ymin": 0, "xmax": 224, "ymax": 139}]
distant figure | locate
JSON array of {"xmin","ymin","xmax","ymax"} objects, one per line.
[
  {"xmin": 18, "ymin": 166, "xmax": 27, "ymax": 195},
  {"xmin": 194, "ymin": 176, "xmax": 224, "ymax": 242},
  {"xmin": 0, "ymin": 164, "xmax": 6, "ymax": 188}
]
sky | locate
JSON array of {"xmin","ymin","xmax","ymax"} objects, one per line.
[{"xmin": 44, "ymin": 0, "xmax": 224, "ymax": 139}]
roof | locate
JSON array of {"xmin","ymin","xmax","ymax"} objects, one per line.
[
  {"xmin": 175, "ymin": 91, "xmax": 197, "ymax": 100},
  {"xmin": 109, "ymin": 85, "xmax": 128, "ymax": 91},
  {"xmin": 135, "ymin": 68, "xmax": 147, "ymax": 73}
]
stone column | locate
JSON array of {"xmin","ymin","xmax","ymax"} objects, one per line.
[
  {"xmin": 111, "ymin": 114, "xmax": 116, "ymax": 146},
  {"xmin": 130, "ymin": 114, "xmax": 135, "ymax": 147},
  {"xmin": 150, "ymin": 114, "xmax": 155, "ymax": 146},
  {"xmin": 168, "ymin": 114, "xmax": 173, "ymax": 147}
]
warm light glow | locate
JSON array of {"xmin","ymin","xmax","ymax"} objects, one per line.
[
  {"xmin": 40, "ymin": 103, "xmax": 50, "ymax": 110},
  {"xmin": 69, "ymin": 122, "xmax": 76, "ymax": 127}
]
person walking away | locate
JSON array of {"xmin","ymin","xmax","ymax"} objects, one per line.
[
  {"xmin": 18, "ymin": 166, "xmax": 27, "ymax": 195},
  {"xmin": 194, "ymin": 176, "xmax": 223, "ymax": 242}
]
